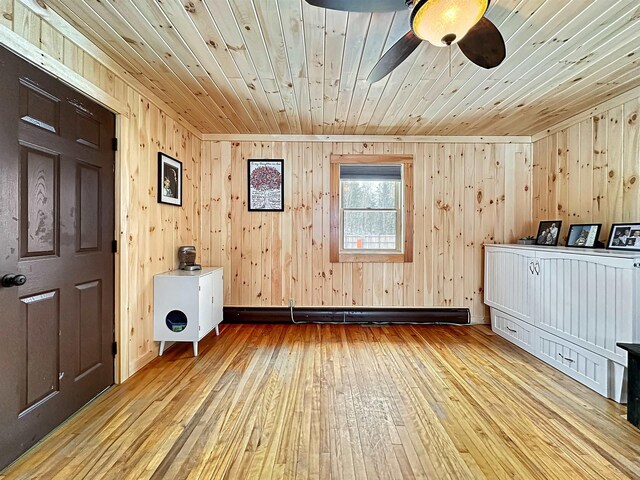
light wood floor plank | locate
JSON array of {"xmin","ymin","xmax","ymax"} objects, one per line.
[{"xmin": 2, "ymin": 324, "xmax": 640, "ymax": 480}]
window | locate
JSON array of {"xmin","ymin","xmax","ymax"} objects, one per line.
[
  {"xmin": 330, "ymin": 154, "xmax": 413, "ymax": 263},
  {"xmin": 341, "ymin": 165, "xmax": 402, "ymax": 251}
]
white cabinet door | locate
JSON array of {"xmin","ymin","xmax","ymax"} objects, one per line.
[
  {"xmin": 198, "ymin": 273, "xmax": 214, "ymax": 340},
  {"xmin": 484, "ymin": 247, "xmax": 537, "ymax": 324},
  {"xmin": 536, "ymin": 251, "xmax": 635, "ymax": 364}
]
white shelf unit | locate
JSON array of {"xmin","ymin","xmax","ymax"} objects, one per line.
[
  {"xmin": 485, "ymin": 244, "xmax": 640, "ymax": 403},
  {"xmin": 154, "ymin": 267, "xmax": 224, "ymax": 357}
]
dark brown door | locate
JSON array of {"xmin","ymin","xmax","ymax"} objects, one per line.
[{"xmin": 0, "ymin": 46, "xmax": 115, "ymax": 470}]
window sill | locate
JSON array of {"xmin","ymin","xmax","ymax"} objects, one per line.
[{"xmin": 334, "ymin": 253, "xmax": 410, "ymax": 263}]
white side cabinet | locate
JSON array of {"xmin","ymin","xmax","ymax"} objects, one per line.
[
  {"xmin": 154, "ymin": 267, "xmax": 224, "ymax": 357},
  {"xmin": 485, "ymin": 245, "xmax": 640, "ymax": 403}
]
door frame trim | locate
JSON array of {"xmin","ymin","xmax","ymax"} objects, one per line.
[{"xmin": 114, "ymin": 115, "xmax": 125, "ymax": 383}]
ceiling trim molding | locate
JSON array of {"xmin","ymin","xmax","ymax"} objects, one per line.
[
  {"xmin": 0, "ymin": 23, "xmax": 128, "ymax": 115},
  {"xmin": 17, "ymin": 0, "xmax": 202, "ymax": 139},
  {"xmin": 201, "ymin": 134, "xmax": 532, "ymax": 144},
  {"xmin": 532, "ymin": 84, "xmax": 640, "ymax": 142}
]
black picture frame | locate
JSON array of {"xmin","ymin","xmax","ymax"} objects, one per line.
[
  {"xmin": 606, "ymin": 223, "xmax": 640, "ymax": 251},
  {"xmin": 158, "ymin": 152, "xmax": 183, "ymax": 206},
  {"xmin": 566, "ymin": 223, "xmax": 602, "ymax": 248},
  {"xmin": 248, "ymin": 159, "xmax": 284, "ymax": 212},
  {"xmin": 535, "ymin": 220, "xmax": 562, "ymax": 246}
]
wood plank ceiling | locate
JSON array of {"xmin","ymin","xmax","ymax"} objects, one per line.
[{"xmin": 40, "ymin": 0, "xmax": 640, "ymax": 135}]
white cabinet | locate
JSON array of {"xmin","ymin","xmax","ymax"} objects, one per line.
[
  {"xmin": 485, "ymin": 245, "xmax": 640, "ymax": 403},
  {"xmin": 154, "ymin": 267, "xmax": 224, "ymax": 357}
]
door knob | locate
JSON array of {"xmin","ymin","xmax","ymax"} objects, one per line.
[{"xmin": 1, "ymin": 274, "xmax": 27, "ymax": 288}]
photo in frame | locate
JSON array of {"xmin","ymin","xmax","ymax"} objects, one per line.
[
  {"xmin": 606, "ymin": 223, "xmax": 640, "ymax": 251},
  {"xmin": 535, "ymin": 220, "xmax": 562, "ymax": 246},
  {"xmin": 248, "ymin": 159, "xmax": 284, "ymax": 212},
  {"xmin": 158, "ymin": 152, "xmax": 182, "ymax": 206},
  {"xmin": 566, "ymin": 224, "xmax": 602, "ymax": 248}
]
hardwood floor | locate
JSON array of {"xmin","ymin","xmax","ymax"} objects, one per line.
[{"xmin": 2, "ymin": 324, "xmax": 640, "ymax": 480}]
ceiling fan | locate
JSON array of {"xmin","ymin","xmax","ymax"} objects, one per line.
[{"xmin": 305, "ymin": 0, "xmax": 506, "ymax": 83}]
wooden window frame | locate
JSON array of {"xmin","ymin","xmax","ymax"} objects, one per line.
[{"xmin": 330, "ymin": 154, "xmax": 413, "ymax": 263}]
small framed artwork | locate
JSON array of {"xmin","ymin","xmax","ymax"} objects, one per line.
[
  {"xmin": 536, "ymin": 220, "xmax": 562, "ymax": 246},
  {"xmin": 566, "ymin": 224, "xmax": 602, "ymax": 248},
  {"xmin": 606, "ymin": 223, "xmax": 640, "ymax": 251},
  {"xmin": 248, "ymin": 159, "xmax": 284, "ymax": 212},
  {"xmin": 158, "ymin": 152, "xmax": 182, "ymax": 206}
]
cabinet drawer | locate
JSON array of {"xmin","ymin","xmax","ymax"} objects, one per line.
[
  {"xmin": 534, "ymin": 329, "xmax": 609, "ymax": 397},
  {"xmin": 491, "ymin": 309, "xmax": 535, "ymax": 353}
]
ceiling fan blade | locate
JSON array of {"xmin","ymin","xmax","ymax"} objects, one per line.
[
  {"xmin": 304, "ymin": 0, "xmax": 407, "ymax": 13},
  {"xmin": 457, "ymin": 17, "xmax": 506, "ymax": 69},
  {"xmin": 368, "ymin": 31, "xmax": 423, "ymax": 83}
]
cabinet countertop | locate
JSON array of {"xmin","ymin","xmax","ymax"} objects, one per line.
[
  {"xmin": 485, "ymin": 243, "xmax": 640, "ymax": 260},
  {"xmin": 155, "ymin": 267, "xmax": 223, "ymax": 278}
]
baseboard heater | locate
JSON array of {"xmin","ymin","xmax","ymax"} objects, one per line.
[{"xmin": 224, "ymin": 307, "xmax": 470, "ymax": 325}]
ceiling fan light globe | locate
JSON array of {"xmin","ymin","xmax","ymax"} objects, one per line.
[{"xmin": 411, "ymin": 0, "xmax": 489, "ymax": 47}]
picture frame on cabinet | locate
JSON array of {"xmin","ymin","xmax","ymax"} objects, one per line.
[
  {"xmin": 606, "ymin": 223, "xmax": 640, "ymax": 251},
  {"xmin": 535, "ymin": 220, "xmax": 562, "ymax": 246},
  {"xmin": 158, "ymin": 152, "xmax": 182, "ymax": 206},
  {"xmin": 566, "ymin": 224, "xmax": 602, "ymax": 248}
]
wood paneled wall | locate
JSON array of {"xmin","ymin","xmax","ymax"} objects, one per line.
[
  {"xmin": 201, "ymin": 141, "xmax": 532, "ymax": 322},
  {"xmin": 1, "ymin": 0, "xmax": 202, "ymax": 380},
  {"xmin": 118, "ymin": 98, "xmax": 201, "ymax": 376},
  {"xmin": 532, "ymin": 95, "xmax": 640, "ymax": 242}
]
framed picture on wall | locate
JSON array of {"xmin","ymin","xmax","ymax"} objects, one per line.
[
  {"xmin": 248, "ymin": 159, "xmax": 284, "ymax": 212},
  {"xmin": 158, "ymin": 152, "xmax": 182, "ymax": 206},
  {"xmin": 535, "ymin": 220, "xmax": 562, "ymax": 246},
  {"xmin": 606, "ymin": 223, "xmax": 640, "ymax": 251},
  {"xmin": 566, "ymin": 224, "xmax": 602, "ymax": 248}
]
